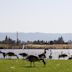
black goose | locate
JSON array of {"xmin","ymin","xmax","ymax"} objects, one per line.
[
  {"xmin": 58, "ymin": 54, "xmax": 68, "ymax": 59},
  {"xmin": 26, "ymin": 55, "xmax": 46, "ymax": 66},
  {"xmin": 19, "ymin": 53, "xmax": 28, "ymax": 59},
  {"xmin": 0, "ymin": 51, "xmax": 6, "ymax": 58},
  {"xmin": 6, "ymin": 52, "xmax": 19, "ymax": 59},
  {"xmin": 38, "ymin": 49, "xmax": 46, "ymax": 59}
]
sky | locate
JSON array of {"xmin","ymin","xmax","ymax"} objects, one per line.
[{"xmin": 0, "ymin": 0, "xmax": 72, "ymax": 33}]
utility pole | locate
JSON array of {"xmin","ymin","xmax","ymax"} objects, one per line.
[{"xmin": 17, "ymin": 32, "xmax": 19, "ymax": 44}]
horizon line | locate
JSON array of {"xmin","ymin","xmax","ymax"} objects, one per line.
[{"xmin": 0, "ymin": 32, "xmax": 72, "ymax": 34}]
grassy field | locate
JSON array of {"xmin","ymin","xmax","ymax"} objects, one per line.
[{"xmin": 0, "ymin": 59, "xmax": 72, "ymax": 72}]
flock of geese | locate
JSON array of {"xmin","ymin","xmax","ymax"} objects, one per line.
[
  {"xmin": 0, "ymin": 49, "xmax": 72, "ymax": 66},
  {"xmin": 0, "ymin": 49, "xmax": 46, "ymax": 66}
]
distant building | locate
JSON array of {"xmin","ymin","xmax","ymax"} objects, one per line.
[{"xmin": 67, "ymin": 40, "xmax": 72, "ymax": 44}]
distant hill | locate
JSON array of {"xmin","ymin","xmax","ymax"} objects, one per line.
[{"xmin": 0, "ymin": 33, "xmax": 72, "ymax": 42}]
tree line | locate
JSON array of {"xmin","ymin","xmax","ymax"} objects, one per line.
[
  {"xmin": 0, "ymin": 35, "xmax": 72, "ymax": 45},
  {"xmin": 26, "ymin": 36, "xmax": 67, "ymax": 44}
]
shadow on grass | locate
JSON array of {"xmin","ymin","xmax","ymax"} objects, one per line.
[
  {"xmin": 21, "ymin": 65, "xmax": 37, "ymax": 68},
  {"xmin": 20, "ymin": 65, "xmax": 46, "ymax": 68},
  {"xmin": 26, "ymin": 66, "xmax": 36, "ymax": 68}
]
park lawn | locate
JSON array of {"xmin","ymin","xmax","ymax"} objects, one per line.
[{"xmin": 0, "ymin": 59, "xmax": 72, "ymax": 72}]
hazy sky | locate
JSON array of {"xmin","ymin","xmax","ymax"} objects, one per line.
[{"xmin": 0, "ymin": 0, "xmax": 72, "ymax": 33}]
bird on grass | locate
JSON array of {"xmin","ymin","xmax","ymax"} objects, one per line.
[
  {"xmin": 58, "ymin": 54, "xmax": 68, "ymax": 59},
  {"xmin": 0, "ymin": 51, "xmax": 19, "ymax": 59},
  {"xmin": 68, "ymin": 55, "xmax": 72, "ymax": 60},
  {"xmin": 6, "ymin": 52, "xmax": 19, "ymax": 59},
  {"xmin": 38, "ymin": 49, "xmax": 46, "ymax": 59},
  {"xmin": 19, "ymin": 53, "xmax": 28, "ymax": 59},
  {"xmin": 26, "ymin": 55, "xmax": 46, "ymax": 67},
  {"xmin": 0, "ymin": 51, "xmax": 6, "ymax": 58}
]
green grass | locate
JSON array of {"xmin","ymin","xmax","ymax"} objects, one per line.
[{"xmin": 0, "ymin": 59, "xmax": 72, "ymax": 72}]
